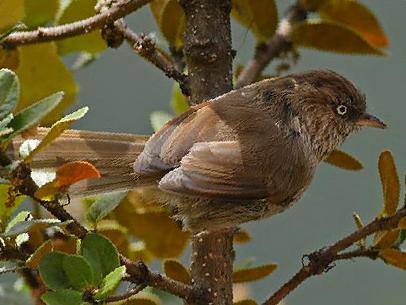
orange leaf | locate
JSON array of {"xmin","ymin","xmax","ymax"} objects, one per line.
[
  {"xmin": 319, "ymin": 0, "xmax": 388, "ymax": 48},
  {"xmin": 291, "ymin": 21, "xmax": 385, "ymax": 56},
  {"xmin": 324, "ymin": 149, "xmax": 363, "ymax": 170},
  {"xmin": 378, "ymin": 151, "xmax": 400, "ymax": 215},
  {"xmin": 56, "ymin": 161, "xmax": 100, "ymax": 188},
  {"xmin": 379, "ymin": 248, "xmax": 406, "ymax": 270},
  {"xmin": 398, "ymin": 217, "xmax": 406, "ymax": 229}
]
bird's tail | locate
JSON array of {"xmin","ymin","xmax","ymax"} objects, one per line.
[{"xmin": 7, "ymin": 128, "xmax": 154, "ymax": 197}]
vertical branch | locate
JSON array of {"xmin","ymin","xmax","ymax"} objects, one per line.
[
  {"xmin": 191, "ymin": 230, "xmax": 235, "ymax": 305},
  {"xmin": 180, "ymin": 0, "xmax": 233, "ymax": 104},
  {"xmin": 179, "ymin": 1, "xmax": 234, "ymax": 304}
]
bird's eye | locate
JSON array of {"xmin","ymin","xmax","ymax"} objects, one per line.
[{"xmin": 336, "ymin": 105, "xmax": 347, "ymax": 115}]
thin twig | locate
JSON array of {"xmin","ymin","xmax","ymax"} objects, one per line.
[
  {"xmin": 104, "ymin": 283, "xmax": 146, "ymax": 302},
  {"xmin": 2, "ymin": 0, "xmax": 151, "ymax": 47},
  {"xmin": 263, "ymin": 208, "xmax": 406, "ymax": 305},
  {"xmin": 117, "ymin": 23, "xmax": 190, "ymax": 96},
  {"xmin": 235, "ymin": 2, "xmax": 307, "ymax": 88}
]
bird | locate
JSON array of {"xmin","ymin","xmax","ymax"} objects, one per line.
[{"xmin": 9, "ymin": 70, "xmax": 386, "ymax": 232}]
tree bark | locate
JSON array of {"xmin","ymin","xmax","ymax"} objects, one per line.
[{"xmin": 179, "ymin": 1, "xmax": 234, "ymax": 304}]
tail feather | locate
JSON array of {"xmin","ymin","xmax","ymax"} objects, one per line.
[{"xmin": 8, "ymin": 128, "xmax": 154, "ymax": 196}]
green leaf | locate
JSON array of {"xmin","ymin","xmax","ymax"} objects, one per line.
[
  {"xmin": 0, "ymin": 68, "xmax": 19, "ymax": 120},
  {"xmin": 81, "ymin": 233, "xmax": 120, "ymax": 284},
  {"xmin": 5, "ymin": 210, "xmax": 31, "ymax": 233},
  {"xmin": 86, "ymin": 191, "xmax": 126, "ymax": 225},
  {"xmin": 232, "ymin": 263, "xmax": 278, "ymax": 283},
  {"xmin": 25, "ymin": 107, "xmax": 88, "ymax": 162},
  {"xmin": 3, "ymin": 92, "xmax": 64, "ymax": 141},
  {"xmin": 56, "ymin": 0, "xmax": 106, "ymax": 54},
  {"xmin": 39, "ymin": 252, "xmax": 71, "ymax": 290},
  {"xmin": 63, "ymin": 254, "xmax": 94, "ymax": 290},
  {"xmin": 23, "ymin": 0, "xmax": 59, "ymax": 28},
  {"xmin": 319, "ymin": 0, "xmax": 388, "ymax": 48},
  {"xmin": 94, "ymin": 265, "xmax": 126, "ymax": 300},
  {"xmin": 290, "ymin": 20, "xmax": 386, "ymax": 56},
  {"xmin": 41, "ymin": 289, "xmax": 83, "ymax": 305},
  {"xmin": 150, "ymin": 111, "xmax": 173, "ymax": 132},
  {"xmin": 0, "ymin": 0, "xmax": 24, "ymax": 32},
  {"xmin": 150, "ymin": 0, "xmax": 185, "ymax": 49},
  {"xmin": 170, "ymin": 83, "xmax": 189, "ymax": 115},
  {"xmin": 231, "ymin": 0, "xmax": 278, "ymax": 43}
]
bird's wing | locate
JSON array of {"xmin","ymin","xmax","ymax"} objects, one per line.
[{"xmin": 158, "ymin": 141, "xmax": 269, "ymax": 199}]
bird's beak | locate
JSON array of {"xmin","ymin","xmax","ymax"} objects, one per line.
[{"xmin": 356, "ymin": 113, "xmax": 387, "ymax": 129}]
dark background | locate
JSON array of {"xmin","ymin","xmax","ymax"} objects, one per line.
[{"xmin": 2, "ymin": 1, "xmax": 405, "ymax": 304}]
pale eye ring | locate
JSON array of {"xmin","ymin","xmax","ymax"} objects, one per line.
[{"xmin": 336, "ymin": 105, "xmax": 347, "ymax": 115}]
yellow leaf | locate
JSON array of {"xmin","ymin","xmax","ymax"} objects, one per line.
[
  {"xmin": 56, "ymin": 160, "xmax": 100, "ymax": 187},
  {"xmin": 373, "ymin": 229, "xmax": 400, "ymax": 249},
  {"xmin": 378, "ymin": 150, "xmax": 400, "ymax": 215},
  {"xmin": 25, "ymin": 107, "xmax": 88, "ymax": 162},
  {"xmin": 128, "ymin": 242, "xmax": 153, "ymax": 263},
  {"xmin": 234, "ymin": 229, "xmax": 252, "ymax": 244},
  {"xmin": 299, "ymin": 0, "xmax": 324, "ymax": 11},
  {"xmin": 26, "ymin": 240, "xmax": 53, "ymax": 269},
  {"xmin": 26, "ymin": 236, "xmax": 77, "ymax": 268},
  {"xmin": 23, "ymin": 0, "xmax": 59, "ymax": 28},
  {"xmin": 96, "ymin": 220, "xmax": 129, "ymax": 255},
  {"xmin": 232, "ymin": 264, "xmax": 277, "ymax": 283},
  {"xmin": 379, "ymin": 248, "xmax": 406, "ymax": 270},
  {"xmin": 56, "ymin": 0, "xmax": 106, "ymax": 54},
  {"xmin": 324, "ymin": 149, "xmax": 363, "ymax": 171},
  {"xmin": 319, "ymin": 0, "xmax": 388, "ymax": 48},
  {"xmin": 290, "ymin": 21, "xmax": 386, "ymax": 56},
  {"xmin": 34, "ymin": 180, "xmax": 60, "ymax": 200},
  {"xmin": 114, "ymin": 194, "xmax": 190, "ymax": 258},
  {"xmin": 234, "ymin": 300, "xmax": 258, "ymax": 305},
  {"xmin": 231, "ymin": 0, "xmax": 278, "ymax": 43},
  {"xmin": 398, "ymin": 217, "xmax": 406, "ymax": 229},
  {"xmin": 163, "ymin": 259, "xmax": 191, "ymax": 284},
  {"xmin": 0, "ymin": 47, "xmax": 19, "ymax": 70},
  {"xmin": 15, "ymin": 43, "xmax": 78, "ymax": 125},
  {"xmin": 150, "ymin": 0, "xmax": 185, "ymax": 49},
  {"xmin": 0, "ymin": 0, "xmax": 24, "ymax": 31}
]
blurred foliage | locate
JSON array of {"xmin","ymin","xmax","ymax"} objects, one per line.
[{"xmin": 0, "ymin": 1, "xmax": 403, "ymax": 305}]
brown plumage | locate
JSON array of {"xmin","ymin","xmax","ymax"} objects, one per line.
[{"xmin": 11, "ymin": 70, "xmax": 386, "ymax": 232}]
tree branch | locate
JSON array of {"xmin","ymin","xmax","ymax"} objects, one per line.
[
  {"xmin": 118, "ymin": 23, "xmax": 190, "ymax": 96},
  {"xmin": 263, "ymin": 208, "xmax": 406, "ymax": 305},
  {"xmin": 104, "ymin": 283, "xmax": 146, "ymax": 303},
  {"xmin": 235, "ymin": 2, "xmax": 307, "ymax": 89},
  {"xmin": 8, "ymin": 161, "xmax": 194, "ymax": 302},
  {"xmin": 179, "ymin": 1, "xmax": 234, "ymax": 305},
  {"xmin": 2, "ymin": 0, "xmax": 151, "ymax": 47}
]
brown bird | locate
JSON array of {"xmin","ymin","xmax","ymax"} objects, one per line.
[{"xmin": 9, "ymin": 70, "xmax": 386, "ymax": 232}]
